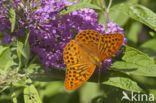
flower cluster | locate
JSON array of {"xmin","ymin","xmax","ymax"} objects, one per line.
[{"xmin": 0, "ymin": 0, "xmax": 127, "ymax": 71}]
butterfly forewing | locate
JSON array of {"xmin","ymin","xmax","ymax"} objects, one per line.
[
  {"xmin": 75, "ymin": 30, "xmax": 101, "ymax": 57},
  {"xmin": 98, "ymin": 33, "xmax": 124, "ymax": 61},
  {"xmin": 63, "ymin": 40, "xmax": 96, "ymax": 90}
]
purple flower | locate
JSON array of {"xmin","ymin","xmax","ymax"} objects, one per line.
[
  {"xmin": 2, "ymin": 32, "xmax": 11, "ymax": 44},
  {"xmin": 0, "ymin": 0, "xmax": 127, "ymax": 72}
]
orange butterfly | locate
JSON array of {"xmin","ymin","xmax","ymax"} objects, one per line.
[{"xmin": 63, "ymin": 30, "xmax": 124, "ymax": 90}]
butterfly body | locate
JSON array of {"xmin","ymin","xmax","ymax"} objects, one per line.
[
  {"xmin": 63, "ymin": 30, "xmax": 124, "ymax": 90},
  {"xmin": 77, "ymin": 42, "xmax": 102, "ymax": 67}
]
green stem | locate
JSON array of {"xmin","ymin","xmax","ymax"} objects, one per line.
[
  {"xmin": 102, "ymin": 0, "xmax": 109, "ymax": 23},
  {"xmin": 10, "ymin": 85, "xmax": 17, "ymax": 103},
  {"xmin": 25, "ymin": 31, "xmax": 30, "ymax": 46},
  {"xmin": 30, "ymin": 73, "xmax": 64, "ymax": 80},
  {"xmin": 28, "ymin": 55, "xmax": 38, "ymax": 65},
  {"xmin": 107, "ymin": 0, "xmax": 113, "ymax": 12}
]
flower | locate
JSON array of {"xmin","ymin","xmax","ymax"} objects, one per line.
[
  {"xmin": 0, "ymin": 0, "xmax": 127, "ymax": 72},
  {"xmin": 2, "ymin": 32, "xmax": 11, "ymax": 44}
]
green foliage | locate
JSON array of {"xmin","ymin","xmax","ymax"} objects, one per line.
[
  {"xmin": 112, "ymin": 3, "xmax": 156, "ymax": 31},
  {"xmin": 112, "ymin": 45, "xmax": 156, "ymax": 76},
  {"xmin": 8, "ymin": 7, "xmax": 16, "ymax": 33},
  {"xmin": 24, "ymin": 80, "xmax": 42, "ymax": 103},
  {"xmin": 61, "ymin": 2, "xmax": 101, "ymax": 15},
  {"xmin": 128, "ymin": 4, "xmax": 156, "ymax": 31},
  {"xmin": 141, "ymin": 39, "xmax": 156, "ymax": 52},
  {"xmin": 109, "ymin": 3, "xmax": 129, "ymax": 26},
  {"xmin": 127, "ymin": 22, "xmax": 142, "ymax": 43},
  {"xmin": 0, "ymin": 46, "xmax": 16, "ymax": 70},
  {"xmin": 102, "ymin": 71, "xmax": 142, "ymax": 92},
  {"xmin": 11, "ymin": 87, "xmax": 18, "ymax": 103}
]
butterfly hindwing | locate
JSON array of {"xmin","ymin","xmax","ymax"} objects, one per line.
[
  {"xmin": 63, "ymin": 40, "xmax": 96, "ymax": 90},
  {"xmin": 65, "ymin": 63, "xmax": 96, "ymax": 90},
  {"xmin": 98, "ymin": 33, "xmax": 124, "ymax": 61}
]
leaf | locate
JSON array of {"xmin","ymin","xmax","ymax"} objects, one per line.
[
  {"xmin": 111, "ymin": 45, "xmax": 156, "ymax": 76},
  {"xmin": 0, "ymin": 46, "xmax": 16, "ymax": 70},
  {"xmin": 61, "ymin": 2, "xmax": 101, "ymax": 15},
  {"xmin": 109, "ymin": 4, "xmax": 129, "ymax": 26},
  {"xmin": 80, "ymin": 83, "xmax": 103, "ymax": 103},
  {"xmin": 89, "ymin": 70, "xmax": 142, "ymax": 92},
  {"xmin": 17, "ymin": 41, "xmax": 30, "ymax": 66},
  {"xmin": 9, "ymin": 7, "xmax": 16, "ymax": 33},
  {"xmin": 127, "ymin": 22, "xmax": 142, "ymax": 43},
  {"xmin": 141, "ymin": 39, "xmax": 156, "ymax": 52},
  {"xmin": 44, "ymin": 82, "xmax": 64, "ymax": 97},
  {"xmin": 11, "ymin": 88, "xmax": 18, "ymax": 103},
  {"xmin": 118, "ymin": 3, "xmax": 156, "ymax": 31},
  {"xmin": 17, "ymin": 41, "xmax": 27, "ymax": 59},
  {"xmin": 24, "ymin": 32, "xmax": 31, "ymax": 64},
  {"xmin": 0, "ymin": 46, "xmax": 9, "ymax": 56},
  {"xmin": 109, "ymin": 0, "xmax": 139, "ymax": 26},
  {"xmin": 102, "ymin": 76, "xmax": 142, "ymax": 92},
  {"xmin": 128, "ymin": 5, "xmax": 156, "ymax": 31},
  {"xmin": 26, "ymin": 63, "xmax": 41, "ymax": 73},
  {"xmin": 0, "ymin": 85, "xmax": 9, "ymax": 93},
  {"xmin": 24, "ymin": 81, "xmax": 42, "ymax": 103},
  {"xmin": 149, "ymin": 89, "xmax": 156, "ymax": 101},
  {"xmin": 102, "ymin": 71, "xmax": 142, "ymax": 92}
]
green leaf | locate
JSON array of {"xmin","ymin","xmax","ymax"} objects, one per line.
[
  {"xmin": 17, "ymin": 41, "xmax": 27, "ymax": 59},
  {"xmin": 26, "ymin": 63, "xmax": 41, "ymax": 73},
  {"xmin": 89, "ymin": 70, "xmax": 142, "ymax": 92},
  {"xmin": 101, "ymin": 71, "xmax": 142, "ymax": 92},
  {"xmin": 16, "ymin": 40, "xmax": 30, "ymax": 67},
  {"xmin": 103, "ymin": 76, "xmax": 142, "ymax": 92},
  {"xmin": 0, "ymin": 46, "xmax": 9, "ymax": 56},
  {"xmin": 97, "ymin": 11, "xmax": 106, "ymax": 24},
  {"xmin": 109, "ymin": 0, "xmax": 139, "ymax": 26},
  {"xmin": 0, "ymin": 46, "xmax": 16, "ymax": 70},
  {"xmin": 24, "ymin": 32, "xmax": 31, "ymax": 64},
  {"xmin": 9, "ymin": 7, "xmax": 16, "ymax": 33},
  {"xmin": 127, "ymin": 22, "xmax": 142, "ymax": 43},
  {"xmin": 128, "ymin": 5, "xmax": 156, "ymax": 31},
  {"xmin": 61, "ymin": 2, "xmax": 101, "ymax": 15},
  {"xmin": 149, "ymin": 89, "xmax": 156, "ymax": 101},
  {"xmin": 141, "ymin": 39, "xmax": 156, "ymax": 52},
  {"xmin": 43, "ymin": 82, "xmax": 64, "ymax": 97},
  {"xmin": 0, "ymin": 85, "xmax": 9, "ymax": 93},
  {"xmin": 109, "ymin": 5, "xmax": 129, "ymax": 26},
  {"xmin": 11, "ymin": 88, "xmax": 18, "ymax": 103},
  {"xmin": 80, "ymin": 83, "xmax": 103, "ymax": 103},
  {"xmin": 24, "ymin": 82, "xmax": 42, "ymax": 103},
  {"xmin": 119, "ymin": 4, "xmax": 156, "ymax": 31},
  {"xmin": 111, "ymin": 45, "xmax": 156, "ymax": 76}
]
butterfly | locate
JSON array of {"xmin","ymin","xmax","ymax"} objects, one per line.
[{"xmin": 63, "ymin": 30, "xmax": 124, "ymax": 90}]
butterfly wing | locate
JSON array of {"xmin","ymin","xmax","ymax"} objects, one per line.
[
  {"xmin": 63, "ymin": 40, "xmax": 96, "ymax": 90},
  {"xmin": 98, "ymin": 33, "xmax": 124, "ymax": 61},
  {"xmin": 75, "ymin": 30, "xmax": 101, "ymax": 57}
]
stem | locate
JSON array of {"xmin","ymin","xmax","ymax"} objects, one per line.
[
  {"xmin": 107, "ymin": 0, "xmax": 113, "ymax": 12},
  {"xmin": 30, "ymin": 73, "xmax": 64, "ymax": 80},
  {"xmin": 103, "ymin": 0, "xmax": 112, "ymax": 24},
  {"xmin": 25, "ymin": 31, "xmax": 30, "ymax": 46},
  {"xmin": 28, "ymin": 54, "xmax": 38, "ymax": 65}
]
